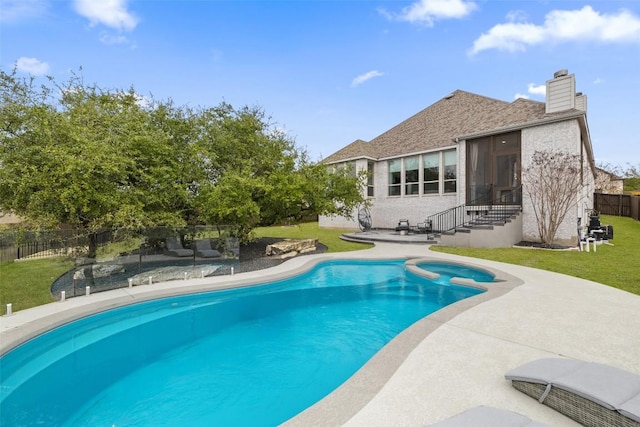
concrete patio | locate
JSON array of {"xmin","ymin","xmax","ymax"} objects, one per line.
[{"xmin": 2, "ymin": 242, "xmax": 639, "ymax": 426}]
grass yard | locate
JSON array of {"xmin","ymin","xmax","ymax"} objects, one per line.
[
  {"xmin": 252, "ymin": 222, "xmax": 372, "ymax": 253},
  {"xmin": 431, "ymin": 215, "xmax": 640, "ymax": 296},
  {"xmin": 0, "ymin": 257, "xmax": 73, "ymax": 312}
]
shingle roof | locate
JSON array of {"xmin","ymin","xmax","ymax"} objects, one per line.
[
  {"xmin": 323, "ymin": 89, "xmax": 585, "ymax": 163},
  {"xmin": 322, "ymin": 139, "xmax": 375, "ymax": 163}
]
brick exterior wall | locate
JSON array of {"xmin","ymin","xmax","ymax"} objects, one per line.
[{"xmin": 521, "ymin": 120, "xmax": 594, "ymax": 245}]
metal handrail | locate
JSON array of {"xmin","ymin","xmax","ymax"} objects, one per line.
[{"xmin": 426, "ymin": 186, "xmax": 522, "ymax": 234}]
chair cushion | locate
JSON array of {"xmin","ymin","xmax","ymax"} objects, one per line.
[
  {"xmin": 553, "ymin": 362, "xmax": 640, "ymax": 410},
  {"xmin": 618, "ymin": 393, "xmax": 640, "ymax": 423},
  {"xmin": 505, "ymin": 358, "xmax": 585, "ymax": 385},
  {"xmin": 506, "ymin": 358, "xmax": 640, "ymax": 412},
  {"xmin": 429, "ymin": 405, "xmax": 549, "ymax": 427}
]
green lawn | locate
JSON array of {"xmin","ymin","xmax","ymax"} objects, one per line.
[
  {"xmin": 252, "ymin": 222, "xmax": 372, "ymax": 253},
  {"xmin": 0, "ymin": 257, "xmax": 74, "ymax": 312},
  {"xmin": 431, "ymin": 215, "xmax": 640, "ymax": 296}
]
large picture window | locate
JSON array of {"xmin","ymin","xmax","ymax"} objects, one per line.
[
  {"xmin": 404, "ymin": 156, "xmax": 419, "ymax": 195},
  {"xmin": 385, "ymin": 149, "xmax": 458, "ymax": 197},
  {"xmin": 423, "ymin": 153, "xmax": 439, "ymax": 194},
  {"xmin": 388, "ymin": 160, "xmax": 401, "ymax": 196}
]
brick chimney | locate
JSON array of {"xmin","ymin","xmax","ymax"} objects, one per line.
[{"xmin": 545, "ymin": 70, "xmax": 586, "ymax": 114}]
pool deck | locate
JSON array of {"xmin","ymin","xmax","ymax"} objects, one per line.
[{"xmin": 2, "ymin": 242, "xmax": 639, "ymax": 426}]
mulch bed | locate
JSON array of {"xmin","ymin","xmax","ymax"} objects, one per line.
[{"xmin": 513, "ymin": 241, "xmax": 573, "ymax": 250}]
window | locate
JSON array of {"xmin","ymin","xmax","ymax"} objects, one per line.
[
  {"xmin": 367, "ymin": 161, "xmax": 375, "ymax": 197},
  {"xmin": 423, "ymin": 153, "xmax": 439, "ymax": 194},
  {"xmin": 334, "ymin": 161, "xmax": 356, "ymax": 176},
  {"xmin": 404, "ymin": 156, "xmax": 419, "ymax": 195},
  {"xmin": 347, "ymin": 160, "xmax": 356, "ymax": 177},
  {"xmin": 443, "ymin": 150, "xmax": 457, "ymax": 193},
  {"xmin": 388, "ymin": 160, "xmax": 401, "ymax": 196}
]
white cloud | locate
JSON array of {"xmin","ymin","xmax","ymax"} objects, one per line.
[
  {"xmin": 471, "ymin": 6, "xmax": 640, "ymax": 54},
  {"xmin": 0, "ymin": 0, "xmax": 47, "ymax": 23},
  {"xmin": 593, "ymin": 77, "xmax": 605, "ymax": 84},
  {"xmin": 527, "ymin": 83, "xmax": 546, "ymax": 96},
  {"xmin": 506, "ymin": 10, "xmax": 528, "ymax": 23},
  {"xmin": 351, "ymin": 70, "xmax": 384, "ymax": 88},
  {"xmin": 73, "ymin": 0, "xmax": 138, "ymax": 31},
  {"xmin": 15, "ymin": 57, "xmax": 50, "ymax": 75},
  {"xmin": 100, "ymin": 33, "xmax": 129, "ymax": 45},
  {"xmin": 514, "ymin": 82, "xmax": 546, "ymax": 100},
  {"xmin": 382, "ymin": 0, "xmax": 477, "ymax": 26}
]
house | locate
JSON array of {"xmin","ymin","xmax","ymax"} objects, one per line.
[
  {"xmin": 0, "ymin": 212, "xmax": 21, "ymax": 226},
  {"xmin": 319, "ymin": 70, "xmax": 597, "ymax": 247},
  {"xmin": 595, "ymin": 167, "xmax": 624, "ymax": 194}
]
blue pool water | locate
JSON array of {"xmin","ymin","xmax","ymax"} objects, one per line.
[
  {"xmin": 416, "ymin": 261, "xmax": 495, "ymax": 283},
  {"xmin": 0, "ymin": 259, "xmax": 486, "ymax": 426}
]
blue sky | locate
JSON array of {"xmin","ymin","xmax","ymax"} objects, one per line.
[{"xmin": 2, "ymin": 0, "xmax": 639, "ymax": 167}]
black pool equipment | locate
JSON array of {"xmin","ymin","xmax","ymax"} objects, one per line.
[{"xmin": 587, "ymin": 211, "xmax": 613, "ymax": 241}]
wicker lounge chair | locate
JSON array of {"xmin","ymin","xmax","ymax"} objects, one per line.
[
  {"xmin": 194, "ymin": 239, "xmax": 221, "ymax": 258},
  {"xmin": 429, "ymin": 405, "xmax": 549, "ymax": 426},
  {"xmin": 505, "ymin": 358, "xmax": 640, "ymax": 427},
  {"xmin": 165, "ymin": 236, "xmax": 193, "ymax": 257}
]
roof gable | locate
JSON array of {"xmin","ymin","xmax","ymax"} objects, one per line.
[
  {"xmin": 322, "ymin": 139, "xmax": 375, "ymax": 164},
  {"xmin": 367, "ymin": 90, "xmax": 512, "ymax": 159},
  {"xmin": 323, "ymin": 90, "xmax": 567, "ymax": 163}
]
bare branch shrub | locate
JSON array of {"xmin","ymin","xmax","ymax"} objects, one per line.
[{"xmin": 522, "ymin": 150, "xmax": 583, "ymax": 244}]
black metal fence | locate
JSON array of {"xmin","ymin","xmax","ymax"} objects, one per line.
[{"xmin": 1, "ymin": 226, "xmax": 242, "ymax": 300}]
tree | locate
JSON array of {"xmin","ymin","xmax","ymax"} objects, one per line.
[
  {"xmin": 522, "ymin": 150, "xmax": 584, "ymax": 244},
  {"xmin": 595, "ymin": 162, "xmax": 640, "ymax": 194},
  {"xmin": 192, "ymin": 104, "xmax": 366, "ymax": 240},
  {"xmin": 0, "ymin": 69, "xmax": 367, "ymax": 249},
  {"xmin": 621, "ymin": 163, "xmax": 640, "ymax": 194},
  {"xmin": 0, "ymin": 70, "xmax": 198, "ymax": 256}
]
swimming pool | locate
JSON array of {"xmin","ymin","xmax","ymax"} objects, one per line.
[
  {"xmin": 0, "ymin": 259, "xmax": 488, "ymax": 426},
  {"xmin": 416, "ymin": 261, "xmax": 495, "ymax": 283}
]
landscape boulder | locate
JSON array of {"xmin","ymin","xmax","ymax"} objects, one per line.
[{"xmin": 265, "ymin": 238, "xmax": 318, "ymax": 258}]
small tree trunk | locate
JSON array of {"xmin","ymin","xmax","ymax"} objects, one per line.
[{"xmin": 87, "ymin": 231, "xmax": 98, "ymax": 259}]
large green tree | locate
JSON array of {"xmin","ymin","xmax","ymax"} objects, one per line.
[
  {"xmin": 0, "ymin": 70, "xmax": 199, "ymax": 255},
  {"xmin": 192, "ymin": 104, "xmax": 366, "ymax": 240},
  {"xmin": 0, "ymin": 69, "xmax": 366, "ymax": 251}
]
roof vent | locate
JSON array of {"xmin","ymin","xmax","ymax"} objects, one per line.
[
  {"xmin": 554, "ymin": 69, "xmax": 568, "ymax": 78},
  {"xmin": 444, "ymin": 92, "xmax": 454, "ymax": 99}
]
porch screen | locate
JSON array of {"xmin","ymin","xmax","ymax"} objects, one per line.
[
  {"xmin": 367, "ymin": 161, "xmax": 375, "ymax": 197},
  {"xmin": 405, "ymin": 156, "xmax": 419, "ymax": 195},
  {"xmin": 443, "ymin": 150, "xmax": 457, "ymax": 193},
  {"xmin": 388, "ymin": 160, "xmax": 401, "ymax": 196},
  {"xmin": 423, "ymin": 153, "xmax": 439, "ymax": 194}
]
